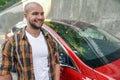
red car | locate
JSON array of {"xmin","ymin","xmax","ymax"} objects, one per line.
[
  {"xmin": 44, "ymin": 20, "xmax": 120, "ymax": 80},
  {"xmin": 5, "ymin": 20, "xmax": 120, "ymax": 80}
]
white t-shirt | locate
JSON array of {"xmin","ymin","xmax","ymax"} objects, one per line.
[{"xmin": 26, "ymin": 31, "xmax": 49, "ymax": 80}]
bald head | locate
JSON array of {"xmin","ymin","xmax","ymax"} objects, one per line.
[
  {"xmin": 24, "ymin": 2, "xmax": 43, "ymax": 13},
  {"xmin": 23, "ymin": 2, "xmax": 45, "ymax": 30}
]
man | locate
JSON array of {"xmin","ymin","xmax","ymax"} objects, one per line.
[{"xmin": 0, "ymin": 2, "xmax": 60, "ymax": 80}]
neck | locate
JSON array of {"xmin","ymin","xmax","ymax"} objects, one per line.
[{"xmin": 26, "ymin": 26, "xmax": 41, "ymax": 37}]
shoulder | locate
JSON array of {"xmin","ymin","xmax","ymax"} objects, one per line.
[
  {"xmin": 1, "ymin": 35, "xmax": 15, "ymax": 51},
  {"xmin": 2, "ymin": 30, "xmax": 23, "ymax": 47}
]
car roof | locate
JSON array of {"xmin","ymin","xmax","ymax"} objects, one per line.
[{"xmin": 47, "ymin": 19, "xmax": 98, "ymax": 31}]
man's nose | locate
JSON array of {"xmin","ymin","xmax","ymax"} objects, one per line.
[{"xmin": 38, "ymin": 14, "xmax": 44, "ymax": 19}]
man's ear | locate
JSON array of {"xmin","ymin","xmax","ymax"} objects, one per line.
[{"xmin": 24, "ymin": 13, "xmax": 27, "ymax": 18}]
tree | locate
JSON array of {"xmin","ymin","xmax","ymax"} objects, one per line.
[
  {"xmin": 0, "ymin": 0, "xmax": 20, "ymax": 12},
  {"xmin": 0, "ymin": 0, "xmax": 10, "ymax": 7}
]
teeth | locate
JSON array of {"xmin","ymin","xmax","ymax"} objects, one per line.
[{"xmin": 37, "ymin": 21, "xmax": 42, "ymax": 23}]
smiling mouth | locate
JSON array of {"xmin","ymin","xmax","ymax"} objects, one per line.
[{"xmin": 36, "ymin": 20, "xmax": 43, "ymax": 23}]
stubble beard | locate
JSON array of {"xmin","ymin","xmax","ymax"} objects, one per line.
[{"xmin": 29, "ymin": 21, "xmax": 43, "ymax": 30}]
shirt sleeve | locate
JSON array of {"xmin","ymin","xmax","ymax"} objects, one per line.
[{"xmin": 0, "ymin": 40, "xmax": 13, "ymax": 75}]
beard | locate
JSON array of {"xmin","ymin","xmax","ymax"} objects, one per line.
[{"xmin": 29, "ymin": 21, "xmax": 43, "ymax": 30}]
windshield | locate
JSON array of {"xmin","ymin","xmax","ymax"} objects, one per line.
[
  {"xmin": 44, "ymin": 21, "xmax": 120, "ymax": 68},
  {"xmin": 79, "ymin": 25, "xmax": 120, "ymax": 42}
]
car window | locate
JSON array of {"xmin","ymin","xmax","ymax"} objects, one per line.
[
  {"xmin": 44, "ymin": 21, "xmax": 120, "ymax": 69},
  {"xmin": 42, "ymin": 27, "xmax": 77, "ymax": 70},
  {"xmin": 83, "ymin": 27, "xmax": 120, "ymax": 42},
  {"xmin": 81, "ymin": 26, "xmax": 120, "ymax": 67},
  {"xmin": 44, "ymin": 22, "xmax": 99, "ymax": 68},
  {"xmin": 57, "ymin": 42, "xmax": 77, "ymax": 70}
]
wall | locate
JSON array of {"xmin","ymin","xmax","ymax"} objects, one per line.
[
  {"xmin": 47, "ymin": 0, "xmax": 120, "ymax": 37},
  {"xmin": 0, "ymin": 0, "xmax": 120, "ymax": 37}
]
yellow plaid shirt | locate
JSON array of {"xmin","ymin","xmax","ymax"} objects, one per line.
[{"xmin": 0, "ymin": 27, "xmax": 59, "ymax": 80}]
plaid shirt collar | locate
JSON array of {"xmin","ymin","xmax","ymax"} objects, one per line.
[{"xmin": 21, "ymin": 26, "xmax": 48, "ymax": 40}]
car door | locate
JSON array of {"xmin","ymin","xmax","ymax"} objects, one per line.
[
  {"xmin": 43, "ymin": 21, "xmax": 93, "ymax": 80},
  {"xmin": 56, "ymin": 40, "xmax": 92, "ymax": 80},
  {"xmin": 42, "ymin": 27, "xmax": 92, "ymax": 80}
]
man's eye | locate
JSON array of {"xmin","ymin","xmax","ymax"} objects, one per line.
[
  {"xmin": 32, "ymin": 12, "xmax": 38, "ymax": 15},
  {"xmin": 41, "ymin": 12, "xmax": 44, "ymax": 16}
]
